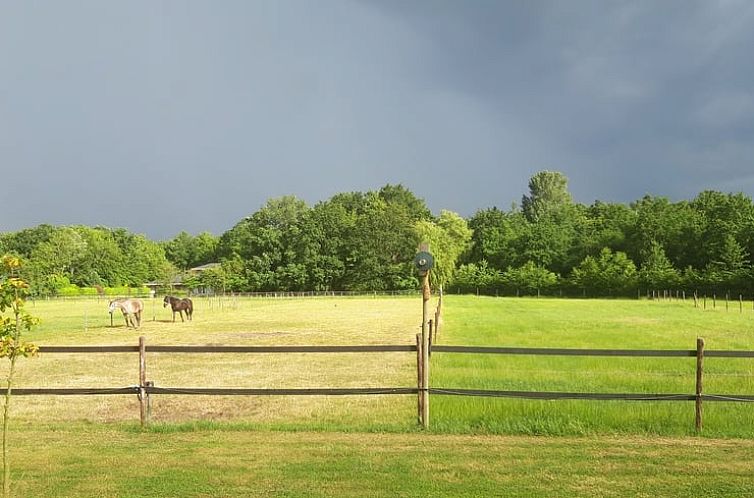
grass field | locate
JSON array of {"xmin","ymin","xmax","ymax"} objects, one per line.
[
  {"xmin": 433, "ymin": 296, "xmax": 754, "ymax": 437},
  {"xmin": 3, "ymin": 294, "xmax": 754, "ymax": 496}
]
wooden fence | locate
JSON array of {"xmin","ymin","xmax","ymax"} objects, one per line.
[{"xmin": 13, "ymin": 337, "xmax": 754, "ymax": 431}]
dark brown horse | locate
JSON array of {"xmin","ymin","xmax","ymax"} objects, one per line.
[{"xmin": 163, "ymin": 295, "xmax": 193, "ymax": 322}]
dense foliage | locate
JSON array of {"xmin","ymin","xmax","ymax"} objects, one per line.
[
  {"xmin": 2, "ymin": 176, "xmax": 754, "ymax": 297},
  {"xmin": 460, "ymin": 171, "xmax": 754, "ymax": 296}
]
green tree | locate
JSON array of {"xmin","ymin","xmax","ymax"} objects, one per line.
[
  {"xmin": 503, "ymin": 261, "xmax": 558, "ymax": 295},
  {"xmin": 0, "ymin": 225, "xmax": 56, "ymax": 259},
  {"xmin": 415, "ymin": 211, "xmax": 472, "ymax": 290},
  {"xmin": 571, "ymin": 248, "xmax": 637, "ymax": 296},
  {"xmin": 638, "ymin": 241, "xmax": 680, "ymax": 290},
  {"xmin": 519, "ymin": 171, "xmax": 582, "ymax": 274},
  {"xmin": 164, "ymin": 231, "xmax": 218, "ymax": 270},
  {"xmin": 346, "ymin": 192, "xmax": 420, "ymax": 290},
  {"xmin": 627, "ymin": 196, "xmax": 701, "ymax": 271},
  {"xmin": 217, "ymin": 196, "xmax": 310, "ymax": 291},
  {"xmin": 450, "ymin": 261, "xmax": 503, "ymax": 294},
  {"xmin": 164, "ymin": 231, "xmax": 194, "ymax": 270},
  {"xmin": 378, "ymin": 184, "xmax": 433, "ymax": 221},
  {"xmin": 521, "ymin": 170, "xmax": 573, "ymax": 223},
  {"xmin": 571, "ymin": 201, "xmax": 636, "ymax": 263},
  {"xmin": 465, "ymin": 208, "xmax": 527, "ymax": 270}
]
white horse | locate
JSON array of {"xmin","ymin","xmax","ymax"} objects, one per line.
[{"xmin": 108, "ymin": 298, "xmax": 144, "ymax": 329}]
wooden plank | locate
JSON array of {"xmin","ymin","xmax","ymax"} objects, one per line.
[
  {"xmin": 11, "ymin": 388, "xmax": 138, "ymax": 395},
  {"xmin": 704, "ymin": 350, "xmax": 754, "ymax": 358},
  {"xmin": 36, "ymin": 345, "xmax": 417, "ymax": 354},
  {"xmin": 146, "ymin": 345, "xmax": 418, "ymax": 353},
  {"xmin": 145, "ymin": 387, "xmax": 419, "ymax": 396},
  {"xmin": 428, "ymin": 388, "xmax": 696, "ymax": 401},
  {"xmin": 431, "ymin": 346, "xmax": 697, "ymax": 357},
  {"xmin": 38, "ymin": 346, "xmax": 139, "ymax": 353},
  {"xmin": 35, "ymin": 344, "xmax": 754, "ymax": 357}
]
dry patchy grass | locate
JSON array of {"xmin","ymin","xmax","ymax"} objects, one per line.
[{"xmin": 14, "ymin": 296, "xmax": 426, "ymax": 426}]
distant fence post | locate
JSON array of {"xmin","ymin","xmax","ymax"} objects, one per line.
[
  {"xmin": 435, "ymin": 286, "xmax": 443, "ymax": 340},
  {"xmin": 428, "ymin": 320, "xmax": 434, "ymax": 357},
  {"xmin": 695, "ymin": 337, "xmax": 705, "ymax": 432},
  {"xmin": 139, "ymin": 336, "xmax": 150, "ymax": 427}
]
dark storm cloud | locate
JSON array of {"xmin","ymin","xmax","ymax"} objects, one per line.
[{"xmin": 2, "ymin": 1, "xmax": 753, "ymax": 239}]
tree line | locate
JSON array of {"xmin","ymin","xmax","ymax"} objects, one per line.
[{"xmin": 2, "ymin": 174, "xmax": 754, "ymax": 297}]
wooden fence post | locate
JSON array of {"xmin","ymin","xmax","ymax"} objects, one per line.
[
  {"xmin": 415, "ymin": 333, "xmax": 421, "ymax": 422},
  {"xmin": 421, "ymin": 272, "xmax": 430, "ymax": 429},
  {"xmin": 139, "ymin": 336, "xmax": 149, "ymax": 428},
  {"xmin": 695, "ymin": 337, "xmax": 705, "ymax": 432}
]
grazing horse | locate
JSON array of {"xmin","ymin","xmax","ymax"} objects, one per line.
[
  {"xmin": 108, "ymin": 298, "xmax": 144, "ymax": 329},
  {"xmin": 163, "ymin": 295, "xmax": 193, "ymax": 322}
]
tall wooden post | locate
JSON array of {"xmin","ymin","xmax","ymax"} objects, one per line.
[
  {"xmin": 421, "ymin": 271, "xmax": 430, "ymax": 428},
  {"xmin": 414, "ymin": 247, "xmax": 433, "ymax": 429},
  {"xmin": 416, "ymin": 333, "xmax": 422, "ymax": 424},
  {"xmin": 695, "ymin": 337, "xmax": 705, "ymax": 432},
  {"xmin": 139, "ymin": 336, "xmax": 149, "ymax": 427}
]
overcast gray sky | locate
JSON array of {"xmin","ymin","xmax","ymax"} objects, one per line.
[{"xmin": 2, "ymin": 0, "xmax": 754, "ymax": 240}]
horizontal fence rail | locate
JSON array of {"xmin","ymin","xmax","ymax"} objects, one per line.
[
  {"xmin": 428, "ymin": 389, "xmax": 754, "ymax": 402},
  {"xmin": 38, "ymin": 345, "xmax": 416, "ymax": 354},
  {"xmin": 11, "ymin": 387, "xmax": 418, "ymax": 396},
  {"xmin": 431, "ymin": 345, "xmax": 754, "ymax": 358}
]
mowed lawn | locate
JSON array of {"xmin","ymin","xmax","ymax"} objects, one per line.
[
  {"xmin": 3, "ymin": 295, "xmax": 754, "ymax": 496},
  {"xmin": 9, "ymin": 426, "xmax": 754, "ymax": 498}
]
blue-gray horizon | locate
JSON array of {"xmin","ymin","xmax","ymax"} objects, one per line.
[{"xmin": 2, "ymin": 0, "xmax": 754, "ymax": 240}]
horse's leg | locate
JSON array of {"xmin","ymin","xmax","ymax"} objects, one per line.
[
  {"xmin": 122, "ymin": 312, "xmax": 129, "ymax": 327},
  {"xmin": 172, "ymin": 310, "xmax": 176, "ymax": 322},
  {"xmin": 135, "ymin": 311, "xmax": 141, "ymax": 328},
  {"xmin": 179, "ymin": 309, "xmax": 185, "ymax": 322}
]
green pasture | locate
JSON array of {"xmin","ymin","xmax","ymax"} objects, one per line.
[
  {"xmin": 4, "ymin": 295, "xmax": 754, "ymax": 496},
  {"xmin": 433, "ymin": 296, "xmax": 754, "ymax": 437},
  {"xmin": 14, "ymin": 294, "xmax": 754, "ymax": 436}
]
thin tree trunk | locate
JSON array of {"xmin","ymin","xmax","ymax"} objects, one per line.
[
  {"xmin": 2, "ymin": 355, "xmax": 17, "ymax": 498},
  {"xmin": 2, "ymin": 289, "xmax": 21, "ymax": 498}
]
